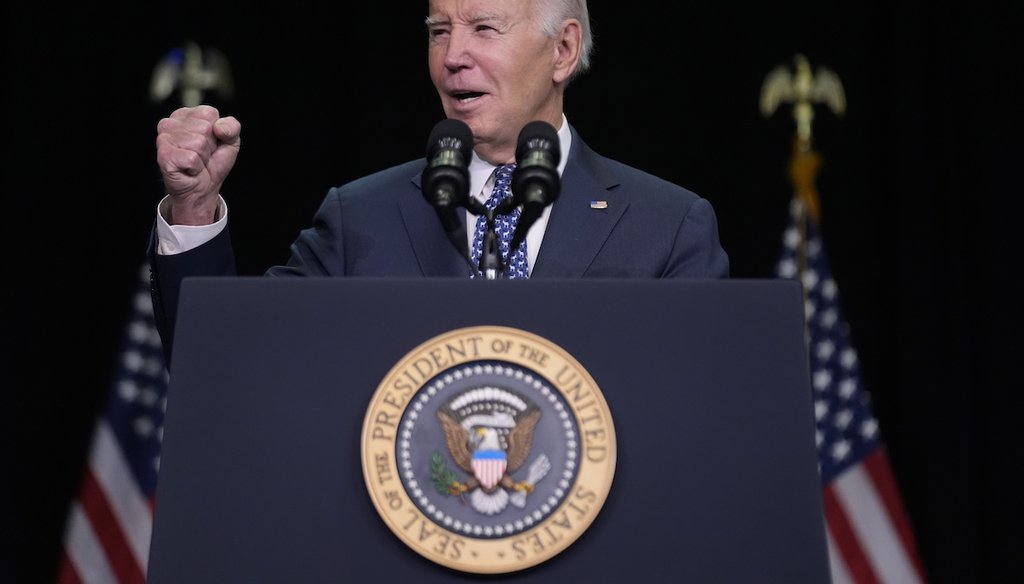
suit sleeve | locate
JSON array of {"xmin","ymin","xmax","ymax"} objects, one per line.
[
  {"xmin": 267, "ymin": 187, "xmax": 347, "ymax": 278},
  {"xmin": 664, "ymin": 197, "xmax": 730, "ymax": 279},
  {"xmin": 149, "ymin": 223, "xmax": 237, "ymax": 365}
]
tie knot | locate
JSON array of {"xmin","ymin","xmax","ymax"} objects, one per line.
[
  {"xmin": 486, "ymin": 163, "xmax": 517, "ymax": 209},
  {"xmin": 495, "ymin": 163, "xmax": 516, "ymax": 181}
]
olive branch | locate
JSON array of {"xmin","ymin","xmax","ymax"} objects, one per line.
[{"xmin": 430, "ymin": 452, "xmax": 461, "ymax": 496}]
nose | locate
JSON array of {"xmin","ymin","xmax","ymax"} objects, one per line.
[{"xmin": 443, "ymin": 27, "xmax": 473, "ymax": 71}]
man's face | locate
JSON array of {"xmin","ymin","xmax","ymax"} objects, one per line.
[{"xmin": 427, "ymin": 0, "xmax": 564, "ymax": 164}]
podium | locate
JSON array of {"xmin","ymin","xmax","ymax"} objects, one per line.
[{"xmin": 147, "ymin": 277, "xmax": 831, "ymax": 583}]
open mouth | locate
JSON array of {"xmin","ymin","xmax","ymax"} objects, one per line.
[{"xmin": 454, "ymin": 91, "xmax": 485, "ymax": 102}]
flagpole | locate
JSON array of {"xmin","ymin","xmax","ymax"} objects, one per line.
[{"xmin": 788, "ymin": 135, "xmax": 820, "ymax": 289}]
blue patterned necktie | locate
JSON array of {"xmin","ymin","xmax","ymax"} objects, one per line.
[{"xmin": 471, "ymin": 163, "xmax": 529, "ymax": 279}]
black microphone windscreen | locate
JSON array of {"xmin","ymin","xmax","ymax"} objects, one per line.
[
  {"xmin": 426, "ymin": 118, "xmax": 474, "ymax": 161},
  {"xmin": 515, "ymin": 120, "xmax": 560, "ymax": 166},
  {"xmin": 508, "ymin": 121, "xmax": 561, "ymax": 255}
]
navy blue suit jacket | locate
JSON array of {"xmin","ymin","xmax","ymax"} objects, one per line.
[{"xmin": 150, "ymin": 126, "xmax": 729, "ymax": 356}]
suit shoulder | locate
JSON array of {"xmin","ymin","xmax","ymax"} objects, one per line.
[
  {"xmin": 598, "ymin": 156, "xmax": 706, "ymax": 206},
  {"xmin": 571, "ymin": 134, "xmax": 705, "ymax": 205},
  {"xmin": 327, "ymin": 159, "xmax": 424, "ymax": 204}
]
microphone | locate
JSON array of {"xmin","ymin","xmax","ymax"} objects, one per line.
[
  {"xmin": 421, "ymin": 118, "xmax": 476, "ymax": 257},
  {"xmin": 508, "ymin": 120, "xmax": 561, "ymax": 254}
]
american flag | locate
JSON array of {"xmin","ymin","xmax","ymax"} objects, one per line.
[
  {"xmin": 777, "ymin": 198, "xmax": 928, "ymax": 583},
  {"xmin": 57, "ymin": 262, "xmax": 168, "ymax": 584}
]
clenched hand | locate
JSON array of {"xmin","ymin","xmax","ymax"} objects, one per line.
[{"xmin": 155, "ymin": 105, "xmax": 241, "ymax": 225}]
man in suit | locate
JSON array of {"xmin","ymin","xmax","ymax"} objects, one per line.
[{"xmin": 151, "ymin": 0, "xmax": 729, "ymax": 356}]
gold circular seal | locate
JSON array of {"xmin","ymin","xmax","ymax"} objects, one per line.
[{"xmin": 361, "ymin": 326, "xmax": 616, "ymax": 574}]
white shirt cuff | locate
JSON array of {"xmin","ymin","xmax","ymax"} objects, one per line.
[{"xmin": 155, "ymin": 195, "xmax": 228, "ymax": 255}]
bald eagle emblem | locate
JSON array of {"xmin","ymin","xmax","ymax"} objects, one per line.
[{"xmin": 434, "ymin": 387, "xmax": 551, "ymax": 516}]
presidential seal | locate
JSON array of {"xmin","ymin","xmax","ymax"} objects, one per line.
[{"xmin": 361, "ymin": 326, "xmax": 616, "ymax": 574}]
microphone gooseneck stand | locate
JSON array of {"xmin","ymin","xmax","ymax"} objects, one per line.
[{"xmin": 478, "ymin": 208, "xmax": 503, "ymax": 280}]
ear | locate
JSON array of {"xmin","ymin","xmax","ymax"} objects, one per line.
[{"xmin": 552, "ymin": 19, "xmax": 582, "ymax": 84}]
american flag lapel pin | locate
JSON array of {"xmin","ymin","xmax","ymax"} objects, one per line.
[{"xmin": 590, "ymin": 200, "xmax": 608, "ymax": 209}]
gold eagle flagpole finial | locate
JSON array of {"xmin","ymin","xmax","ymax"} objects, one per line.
[
  {"xmin": 150, "ymin": 40, "xmax": 234, "ymax": 108},
  {"xmin": 760, "ymin": 54, "xmax": 845, "ymax": 224}
]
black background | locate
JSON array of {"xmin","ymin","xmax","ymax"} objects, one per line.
[{"xmin": 5, "ymin": 1, "xmax": 1020, "ymax": 582}]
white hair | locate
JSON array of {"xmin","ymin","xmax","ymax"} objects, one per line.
[{"xmin": 537, "ymin": 0, "xmax": 595, "ymax": 80}]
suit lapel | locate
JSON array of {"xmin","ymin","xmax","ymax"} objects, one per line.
[
  {"xmin": 532, "ymin": 131, "xmax": 627, "ymax": 278},
  {"xmin": 400, "ymin": 174, "xmax": 474, "ymax": 277}
]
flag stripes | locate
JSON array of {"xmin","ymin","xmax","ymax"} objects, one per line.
[
  {"xmin": 828, "ymin": 450, "xmax": 924, "ymax": 583},
  {"xmin": 59, "ymin": 263, "xmax": 167, "ymax": 584}
]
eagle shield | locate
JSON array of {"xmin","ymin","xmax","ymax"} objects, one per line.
[{"xmin": 472, "ymin": 449, "xmax": 507, "ymax": 490}]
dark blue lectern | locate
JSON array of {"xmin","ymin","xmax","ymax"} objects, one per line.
[{"xmin": 147, "ymin": 278, "xmax": 830, "ymax": 583}]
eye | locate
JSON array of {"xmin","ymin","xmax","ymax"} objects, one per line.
[{"xmin": 428, "ymin": 26, "xmax": 450, "ymax": 40}]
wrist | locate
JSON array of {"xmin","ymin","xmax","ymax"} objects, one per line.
[{"xmin": 163, "ymin": 195, "xmax": 223, "ymax": 226}]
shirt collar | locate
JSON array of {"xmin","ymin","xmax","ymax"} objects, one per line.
[{"xmin": 468, "ymin": 114, "xmax": 572, "ymax": 202}]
